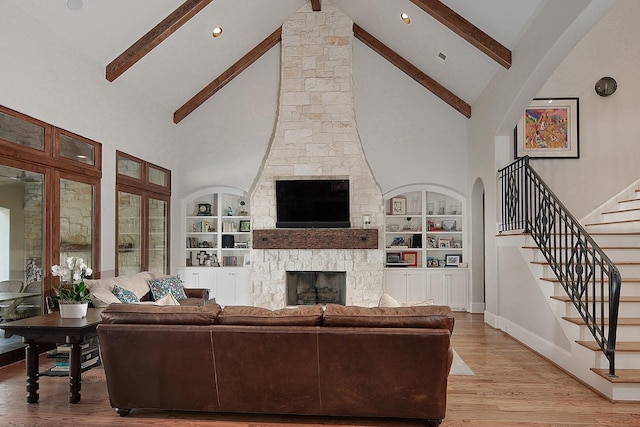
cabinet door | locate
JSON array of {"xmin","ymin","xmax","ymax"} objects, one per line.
[
  {"xmin": 448, "ymin": 270, "xmax": 468, "ymax": 310},
  {"xmin": 177, "ymin": 268, "xmax": 217, "ymax": 298},
  {"xmin": 426, "ymin": 271, "xmax": 448, "ymax": 306},
  {"xmin": 216, "ymin": 269, "xmax": 250, "ymax": 305},
  {"xmin": 406, "ymin": 270, "xmax": 428, "ymax": 302},
  {"xmin": 384, "ymin": 270, "xmax": 408, "ymax": 302}
]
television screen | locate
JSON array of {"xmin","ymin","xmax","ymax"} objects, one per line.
[{"xmin": 276, "ymin": 179, "xmax": 350, "ymax": 228}]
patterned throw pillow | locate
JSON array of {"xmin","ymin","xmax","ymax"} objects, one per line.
[
  {"xmin": 149, "ymin": 275, "xmax": 187, "ymax": 301},
  {"xmin": 112, "ymin": 284, "xmax": 140, "ymax": 303}
]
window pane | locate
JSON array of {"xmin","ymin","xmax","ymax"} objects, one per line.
[
  {"xmin": 59, "ymin": 134, "xmax": 95, "ymax": 165},
  {"xmin": 148, "ymin": 197, "xmax": 168, "ymax": 274},
  {"xmin": 60, "ymin": 179, "xmax": 94, "ymax": 269},
  {"xmin": 0, "ymin": 165, "xmax": 44, "ymax": 324},
  {"xmin": 0, "ymin": 111, "xmax": 44, "ymax": 150},
  {"xmin": 117, "ymin": 155, "xmax": 142, "ymax": 180},
  {"xmin": 118, "ymin": 191, "xmax": 141, "ymax": 275},
  {"xmin": 148, "ymin": 166, "xmax": 167, "ymax": 187}
]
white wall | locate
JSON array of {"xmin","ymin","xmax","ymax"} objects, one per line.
[
  {"xmin": 0, "ymin": 2, "xmax": 182, "ymax": 276},
  {"xmin": 531, "ymin": 0, "xmax": 640, "ymax": 219}
]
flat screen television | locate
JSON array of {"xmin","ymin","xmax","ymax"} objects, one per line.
[{"xmin": 276, "ymin": 179, "xmax": 350, "ymax": 228}]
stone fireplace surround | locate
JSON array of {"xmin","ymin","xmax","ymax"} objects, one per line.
[{"xmin": 249, "ymin": 2, "xmax": 384, "ymax": 310}]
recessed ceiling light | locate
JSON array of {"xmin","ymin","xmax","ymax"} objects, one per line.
[
  {"xmin": 212, "ymin": 27, "xmax": 223, "ymax": 38},
  {"xmin": 400, "ymin": 13, "xmax": 411, "ymax": 25},
  {"xmin": 65, "ymin": 0, "xmax": 83, "ymax": 11}
]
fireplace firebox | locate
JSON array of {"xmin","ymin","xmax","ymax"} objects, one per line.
[{"xmin": 286, "ymin": 271, "xmax": 346, "ymax": 306}]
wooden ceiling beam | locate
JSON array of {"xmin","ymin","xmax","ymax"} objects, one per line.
[
  {"xmin": 106, "ymin": 0, "xmax": 213, "ymax": 82},
  {"xmin": 174, "ymin": 27, "xmax": 283, "ymax": 124},
  {"xmin": 311, "ymin": 0, "xmax": 321, "ymax": 11},
  {"xmin": 353, "ymin": 24, "xmax": 471, "ymax": 118},
  {"xmin": 410, "ymin": 0, "xmax": 511, "ymax": 69}
]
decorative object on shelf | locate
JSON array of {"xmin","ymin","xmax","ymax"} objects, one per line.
[
  {"xmin": 454, "ymin": 240, "xmax": 462, "ymax": 248},
  {"xmin": 403, "ymin": 217, "xmax": 413, "ymax": 230},
  {"xmin": 386, "ymin": 252, "xmax": 401, "ymax": 264},
  {"xmin": 237, "ymin": 198, "xmax": 248, "ymax": 215},
  {"xmin": 426, "ymin": 257, "xmax": 439, "ymax": 267},
  {"xmin": 197, "ymin": 203, "xmax": 212, "ymax": 216},
  {"xmin": 363, "ymin": 214, "xmax": 371, "ymax": 228},
  {"xmin": 401, "ymin": 251, "xmax": 418, "ymax": 267},
  {"xmin": 442, "ymin": 220, "xmax": 456, "ymax": 232},
  {"xmin": 438, "ymin": 237, "xmax": 453, "ymax": 248},
  {"xmin": 515, "ymin": 97, "xmax": 579, "ymax": 159},
  {"xmin": 196, "ymin": 251, "xmax": 209, "ymax": 266},
  {"xmin": 438, "ymin": 199, "xmax": 446, "ymax": 215},
  {"xmin": 390, "ymin": 237, "xmax": 407, "ymax": 248},
  {"xmin": 51, "ymin": 256, "xmax": 92, "ymax": 318},
  {"xmin": 390, "ymin": 196, "xmax": 406, "ymax": 215},
  {"xmin": 225, "ymin": 206, "xmax": 234, "ymax": 216},
  {"xmin": 445, "ymin": 254, "xmax": 462, "ymax": 267},
  {"xmin": 427, "ymin": 236, "xmax": 437, "ymax": 248},
  {"xmin": 239, "ymin": 220, "xmax": 251, "ymax": 232},
  {"xmin": 449, "ymin": 203, "xmax": 460, "ymax": 215},
  {"xmin": 427, "ymin": 202, "xmax": 434, "ymax": 215},
  {"xmin": 386, "ymin": 223, "xmax": 399, "ymax": 232}
]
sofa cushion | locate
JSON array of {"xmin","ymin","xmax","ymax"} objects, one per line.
[
  {"xmin": 148, "ymin": 275, "xmax": 187, "ymax": 301},
  {"xmin": 154, "ymin": 292, "xmax": 180, "ymax": 306},
  {"xmin": 112, "ymin": 285, "xmax": 140, "ymax": 303},
  {"xmin": 217, "ymin": 305, "xmax": 324, "ymax": 326},
  {"xmin": 85, "ymin": 271, "xmax": 153, "ymax": 300},
  {"xmin": 100, "ymin": 303, "xmax": 221, "ymax": 325},
  {"xmin": 378, "ymin": 292, "xmax": 401, "ymax": 307},
  {"xmin": 90, "ymin": 286, "xmax": 122, "ymax": 307},
  {"xmin": 323, "ymin": 304, "xmax": 454, "ymax": 331}
]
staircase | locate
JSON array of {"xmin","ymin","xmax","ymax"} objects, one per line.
[{"xmin": 527, "ymin": 186, "xmax": 640, "ymax": 401}]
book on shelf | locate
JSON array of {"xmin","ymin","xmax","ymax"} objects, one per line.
[
  {"xmin": 222, "ymin": 256, "xmax": 238, "ymax": 266},
  {"xmin": 51, "ymin": 348, "xmax": 100, "ymax": 364},
  {"xmin": 54, "ymin": 337, "xmax": 97, "ymax": 354},
  {"xmin": 51, "ymin": 356, "xmax": 100, "ymax": 372}
]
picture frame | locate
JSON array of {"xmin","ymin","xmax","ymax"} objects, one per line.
[
  {"xmin": 239, "ymin": 219, "xmax": 251, "ymax": 232},
  {"xmin": 386, "ymin": 252, "xmax": 402, "ymax": 264},
  {"xmin": 401, "ymin": 251, "xmax": 418, "ymax": 267},
  {"xmin": 426, "ymin": 257, "xmax": 436, "ymax": 267},
  {"xmin": 438, "ymin": 237, "xmax": 453, "ymax": 248},
  {"xmin": 442, "ymin": 220, "xmax": 456, "ymax": 231},
  {"xmin": 515, "ymin": 98, "xmax": 579, "ymax": 159},
  {"xmin": 445, "ymin": 254, "xmax": 462, "ymax": 267},
  {"xmin": 390, "ymin": 196, "xmax": 406, "ymax": 215}
]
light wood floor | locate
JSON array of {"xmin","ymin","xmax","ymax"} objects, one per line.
[{"xmin": 1, "ymin": 313, "xmax": 639, "ymax": 426}]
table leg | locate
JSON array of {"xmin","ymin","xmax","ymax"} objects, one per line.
[
  {"xmin": 24, "ymin": 339, "xmax": 39, "ymax": 403},
  {"xmin": 68, "ymin": 340, "xmax": 82, "ymax": 404}
]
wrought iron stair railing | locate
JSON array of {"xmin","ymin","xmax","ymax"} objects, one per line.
[{"xmin": 498, "ymin": 156, "xmax": 621, "ymax": 377}]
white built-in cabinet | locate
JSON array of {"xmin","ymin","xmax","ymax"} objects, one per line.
[
  {"xmin": 179, "ymin": 187, "xmax": 251, "ymax": 306},
  {"xmin": 383, "ymin": 186, "xmax": 469, "ymax": 311},
  {"xmin": 176, "ymin": 266, "xmax": 250, "ymax": 306}
]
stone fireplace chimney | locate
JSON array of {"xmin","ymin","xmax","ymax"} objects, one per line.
[{"xmin": 250, "ymin": 1, "xmax": 384, "ymax": 309}]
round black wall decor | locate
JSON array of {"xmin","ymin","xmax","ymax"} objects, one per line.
[{"xmin": 595, "ymin": 76, "xmax": 617, "ymax": 97}]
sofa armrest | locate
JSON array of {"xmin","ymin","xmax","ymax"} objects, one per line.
[{"xmin": 184, "ymin": 287, "xmax": 209, "ymax": 301}]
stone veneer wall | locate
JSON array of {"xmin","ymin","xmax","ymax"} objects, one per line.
[{"xmin": 250, "ymin": 1, "xmax": 384, "ymax": 309}]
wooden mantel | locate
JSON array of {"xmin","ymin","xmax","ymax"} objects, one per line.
[{"xmin": 252, "ymin": 228, "xmax": 378, "ymax": 250}]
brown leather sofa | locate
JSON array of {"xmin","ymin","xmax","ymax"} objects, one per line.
[{"xmin": 97, "ymin": 303, "xmax": 455, "ymax": 426}]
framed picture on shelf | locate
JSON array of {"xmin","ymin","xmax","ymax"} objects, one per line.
[
  {"xmin": 445, "ymin": 254, "xmax": 462, "ymax": 267},
  {"xmin": 426, "ymin": 257, "xmax": 438, "ymax": 267},
  {"xmin": 390, "ymin": 196, "xmax": 406, "ymax": 215},
  {"xmin": 401, "ymin": 251, "xmax": 418, "ymax": 267},
  {"xmin": 438, "ymin": 237, "xmax": 453, "ymax": 248},
  {"xmin": 239, "ymin": 220, "xmax": 251, "ymax": 232},
  {"xmin": 442, "ymin": 220, "xmax": 456, "ymax": 231},
  {"xmin": 386, "ymin": 252, "xmax": 402, "ymax": 264},
  {"xmin": 427, "ymin": 236, "xmax": 437, "ymax": 248},
  {"xmin": 514, "ymin": 97, "xmax": 579, "ymax": 159}
]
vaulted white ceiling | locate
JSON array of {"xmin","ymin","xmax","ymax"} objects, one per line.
[{"xmin": 7, "ymin": 0, "xmax": 544, "ymax": 119}]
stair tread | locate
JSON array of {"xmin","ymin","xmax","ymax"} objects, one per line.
[
  {"xmin": 541, "ymin": 277, "xmax": 640, "ymax": 283},
  {"xmin": 523, "ymin": 245, "xmax": 640, "ymax": 250},
  {"xmin": 531, "ymin": 260, "xmax": 640, "ymax": 265},
  {"xmin": 563, "ymin": 317, "xmax": 640, "ymax": 326},
  {"xmin": 585, "ymin": 219, "xmax": 640, "ymax": 226},
  {"xmin": 551, "ymin": 295, "xmax": 640, "ymax": 303},
  {"xmin": 591, "ymin": 368, "xmax": 640, "ymax": 383},
  {"xmin": 577, "ymin": 340, "xmax": 640, "ymax": 352},
  {"xmin": 603, "ymin": 207, "xmax": 640, "ymax": 215}
]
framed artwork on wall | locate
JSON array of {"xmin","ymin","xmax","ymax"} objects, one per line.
[{"xmin": 514, "ymin": 98, "xmax": 579, "ymax": 159}]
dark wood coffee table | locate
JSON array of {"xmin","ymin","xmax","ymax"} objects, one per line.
[{"xmin": 0, "ymin": 308, "xmax": 102, "ymax": 404}]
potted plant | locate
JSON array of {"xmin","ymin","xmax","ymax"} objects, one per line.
[{"xmin": 51, "ymin": 257, "xmax": 92, "ymax": 318}]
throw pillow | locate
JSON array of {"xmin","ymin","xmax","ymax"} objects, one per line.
[
  {"xmin": 378, "ymin": 292, "xmax": 402, "ymax": 307},
  {"xmin": 112, "ymin": 285, "xmax": 140, "ymax": 304},
  {"xmin": 90, "ymin": 286, "xmax": 122, "ymax": 308},
  {"xmin": 148, "ymin": 275, "xmax": 187, "ymax": 301},
  {"xmin": 154, "ymin": 292, "xmax": 180, "ymax": 306}
]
